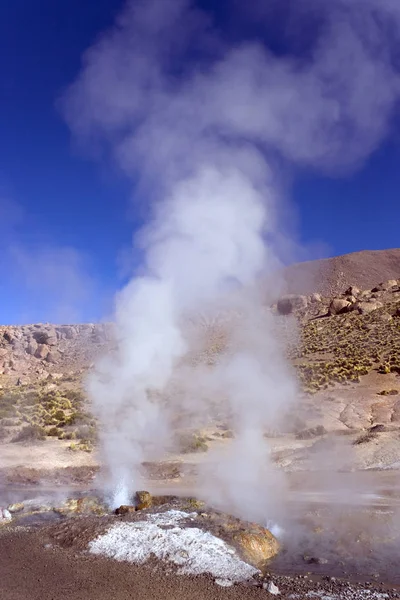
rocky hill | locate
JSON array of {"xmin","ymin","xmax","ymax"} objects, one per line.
[
  {"xmin": 0, "ymin": 250, "xmax": 399, "ymax": 472},
  {"xmin": 0, "ymin": 323, "xmax": 113, "ymax": 386},
  {"xmin": 0, "ymin": 248, "xmax": 399, "ymax": 389}
]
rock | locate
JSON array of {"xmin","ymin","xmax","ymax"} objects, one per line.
[
  {"xmin": 34, "ymin": 344, "xmax": 49, "ymax": 360},
  {"xmin": 2, "ymin": 330, "xmax": 13, "ymax": 343},
  {"xmin": 277, "ymin": 295, "xmax": 308, "ymax": 315},
  {"xmin": 310, "ymin": 293, "xmax": 322, "ymax": 303},
  {"xmin": 372, "ymin": 280, "xmax": 398, "ymax": 292},
  {"xmin": 115, "ymin": 505, "xmax": 136, "ymax": 515},
  {"xmin": 11, "ymin": 340, "xmax": 24, "ymax": 353},
  {"xmin": 369, "ymin": 424, "xmax": 386, "ymax": 432},
  {"xmin": 386, "ymin": 279, "xmax": 398, "ymax": 289},
  {"xmin": 46, "ymin": 351, "xmax": 60, "ymax": 364},
  {"xmin": 7, "ymin": 503, "xmax": 24, "ymax": 513},
  {"xmin": 379, "ymin": 313, "xmax": 393, "ymax": 322},
  {"xmin": 44, "ymin": 382, "xmax": 57, "ymax": 392},
  {"xmin": 77, "ymin": 496, "xmax": 107, "ymax": 515},
  {"xmin": 32, "ymin": 329, "xmax": 57, "ymax": 346},
  {"xmin": 263, "ymin": 581, "xmax": 280, "ymax": 595},
  {"xmin": 345, "ymin": 295, "xmax": 357, "ymax": 304},
  {"xmin": 58, "ymin": 326, "xmax": 76, "ymax": 340},
  {"xmin": 135, "ymin": 490, "xmax": 152, "ymax": 510},
  {"xmin": 355, "ymin": 301, "xmax": 383, "ymax": 314},
  {"xmin": 344, "ymin": 286, "xmax": 361, "ymax": 297},
  {"xmin": 55, "ymin": 496, "xmax": 107, "ymax": 516},
  {"xmin": 296, "ymin": 425, "xmax": 326, "ymax": 440},
  {"xmin": 233, "ymin": 530, "xmax": 279, "ymax": 567},
  {"xmin": 304, "ymin": 555, "xmax": 328, "ymax": 565},
  {"xmin": 26, "ymin": 340, "xmax": 38, "ymax": 355},
  {"xmin": 328, "ymin": 298, "xmax": 352, "ymax": 315},
  {"xmin": 215, "ymin": 579, "xmax": 234, "ymax": 587},
  {"xmin": 0, "ymin": 508, "xmax": 12, "ymax": 523}
]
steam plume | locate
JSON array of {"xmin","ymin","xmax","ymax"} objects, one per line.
[{"xmin": 63, "ymin": 0, "xmax": 400, "ymax": 517}]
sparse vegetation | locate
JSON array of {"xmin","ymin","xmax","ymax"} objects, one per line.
[
  {"xmin": 0, "ymin": 384, "xmax": 96, "ymax": 445},
  {"xmin": 286, "ymin": 298, "xmax": 400, "ymax": 394},
  {"xmin": 12, "ymin": 424, "xmax": 46, "ymax": 443},
  {"xmin": 178, "ymin": 432, "xmax": 208, "ymax": 453}
]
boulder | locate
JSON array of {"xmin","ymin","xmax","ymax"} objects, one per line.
[
  {"xmin": 344, "ymin": 286, "xmax": 361, "ymax": 297},
  {"xmin": 55, "ymin": 496, "xmax": 107, "ymax": 516},
  {"xmin": 386, "ymin": 279, "xmax": 398, "ymax": 289},
  {"xmin": 57, "ymin": 326, "xmax": 76, "ymax": 340},
  {"xmin": 233, "ymin": 530, "xmax": 280, "ymax": 567},
  {"xmin": 46, "ymin": 351, "xmax": 60, "ymax": 364},
  {"xmin": 32, "ymin": 329, "xmax": 57, "ymax": 346},
  {"xmin": 2, "ymin": 330, "xmax": 13, "ymax": 343},
  {"xmin": 115, "ymin": 505, "xmax": 136, "ymax": 515},
  {"xmin": 26, "ymin": 339, "xmax": 38, "ymax": 355},
  {"xmin": 277, "ymin": 295, "xmax": 308, "ymax": 315},
  {"xmin": 7, "ymin": 503, "xmax": 24, "ymax": 514},
  {"xmin": 34, "ymin": 344, "xmax": 49, "ymax": 360},
  {"xmin": 359, "ymin": 291, "xmax": 372, "ymax": 299},
  {"xmin": 135, "ymin": 490, "xmax": 153, "ymax": 510},
  {"xmin": 372, "ymin": 280, "xmax": 398, "ymax": 292},
  {"xmin": 355, "ymin": 301, "xmax": 383, "ymax": 314},
  {"xmin": 0, "ymin": 508, "xmax": 12, "ymax": 524},
  {"xmin": 328, "ymin": 298, "xmax": 352, "ymax": 315}
]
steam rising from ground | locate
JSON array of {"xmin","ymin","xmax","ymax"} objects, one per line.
[{"xmin": 63, "ymin": 0, "xmax": 400, "ymax": 517}]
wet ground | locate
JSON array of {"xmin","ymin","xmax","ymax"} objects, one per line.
[{"xmin": 1, "ymin": 470, "xmax": 400, "ymax": 586}]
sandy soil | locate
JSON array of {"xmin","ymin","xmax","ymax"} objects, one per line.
[{"xmin": 0, "ymin": 438, "xmax": 98, "ymax": 470}]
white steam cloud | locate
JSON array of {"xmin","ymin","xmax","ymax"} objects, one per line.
[{"xmin": 63, "ymin": 0, "xmax": 400, "ymax": 518}]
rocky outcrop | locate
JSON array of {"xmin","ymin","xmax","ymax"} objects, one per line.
[
  {"xmin": 0, "ymin": 323, "xmax": 114, "ymax": 384},
  {"xmin": 275, "ymin": 276, "xmax": 399, "ymax": 323},
  {"xmin": 277, "ymin": 295, "xmax": 308, "ymax": 315}
]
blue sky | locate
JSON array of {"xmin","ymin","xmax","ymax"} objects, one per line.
[{"xmin": 1, "ymin": 0, "xmax": 399, "ymax": 325}]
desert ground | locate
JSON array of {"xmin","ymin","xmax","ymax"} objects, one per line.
[{"xmin": 1, "ymin": 249, "xmax": 400, "ymax": 599}]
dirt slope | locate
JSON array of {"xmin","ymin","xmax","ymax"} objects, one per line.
[{"xmin": 282, "ymin": 248, "xmax": 400, "ymax": 296}]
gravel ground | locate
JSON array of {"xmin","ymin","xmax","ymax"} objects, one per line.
[{"xmin": 0, "ymin": 527, "xmax": 399, "ymax": 600}]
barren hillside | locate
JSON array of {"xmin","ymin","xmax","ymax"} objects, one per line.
[
  {"xmin": 0, "ymin": 248, "xmax": 399, "ymax": 470},
  {"xmin": 282, "ymin": 248, "xmax": 400, "ymax": 296}
]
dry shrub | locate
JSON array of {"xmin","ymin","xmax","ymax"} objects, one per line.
[
  {"xmin": 12, "ymin": 424, "xmax": 46, "ymax": 443},
  {"xmin": 74, "ymin": 424, "xmax": 97, "ymax": 444},
  {"xmin": 178, "ymin": 432, "xmax": 208, "ymax": 453}
]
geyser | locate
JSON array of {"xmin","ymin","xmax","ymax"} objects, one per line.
[{"xmin": 62, "ymin": 0, "xmax": 400, "ymax": 518}]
